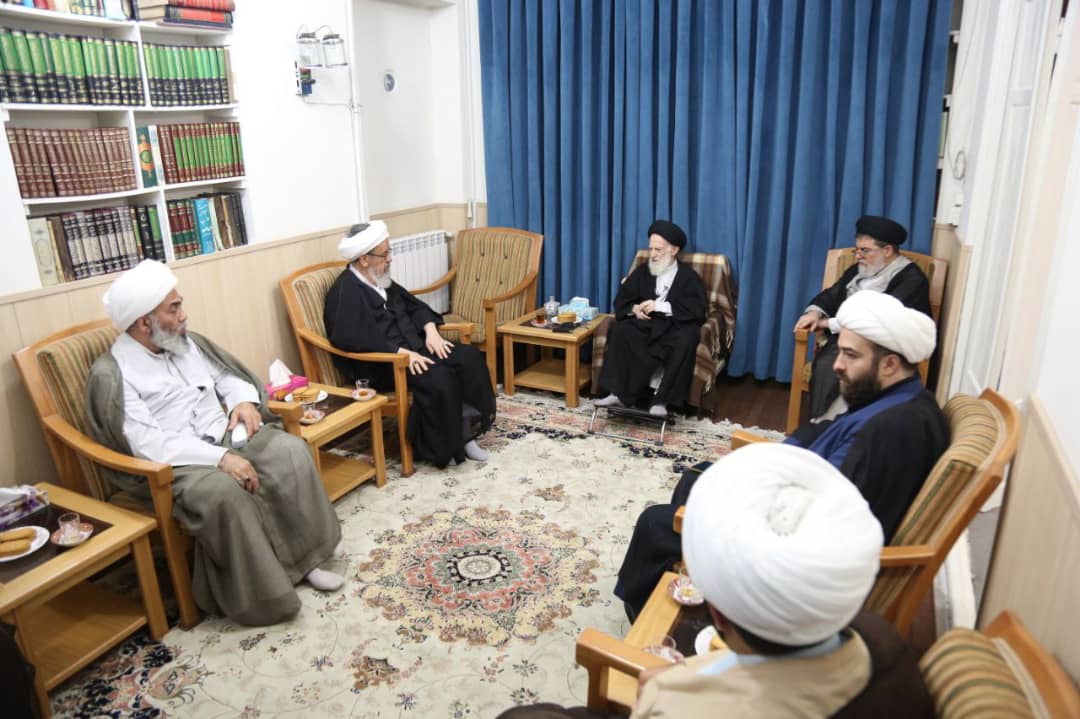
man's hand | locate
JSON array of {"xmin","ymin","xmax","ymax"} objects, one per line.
[
  {"xmin": 424, "ymin": 325, "xmax": 454, "ymax": 359},
  {"xmin": 632, "ymin": 300, "xmax": 654, "ymax": 320},
  {"xmin": 228, "ymin": 401, "xmax": 262, "ymax": 437},
  {"xmin": 794, "ymin": 310, "xmax": 824, "ymax": 332},
  {"xmin": 399, "ymin": 348, "xmax": 435, "ymax": 376},
  {"xmin": 219, "ymin": 450, "xmax": 260, "ymax": 493}
]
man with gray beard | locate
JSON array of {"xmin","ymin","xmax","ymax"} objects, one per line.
[
  {"xmin": 794, "ymin": 215, "xmax": 932, "ymax": 419},
  {"xmin": 595, "ymin": 220, "xmax": 707, "ymax": 416},
  {"xmin": 86, "ymin": 260, "xmax": 344, "ymax": 627}
]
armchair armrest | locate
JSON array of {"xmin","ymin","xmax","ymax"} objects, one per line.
[
  {"xmin": 42, "ymin": 413, "xmax": 174, "ymax": 490},
  {"xmin": 879, "ymin": 544, "xmax": 936, "ymax": 567},
  {"xmin": 296, "ymin": 328, "xmax": 408, "ymax": 367},
  {"xmin": 410, "ymin": 267, "xmax": 457, "ymax": 297},
  {"xmin": 731, "ymin": 429, "xmax": 772, "ymax": 449},
  {"xmin": 576, "ymin": 627, "xmax": 673, "ymax": 679},
  {"xmin": 673, "ymin": 506, "xmax": 685, "ymax": 534},
  {"xmin": 440, "ymin": 321, "xmax": 474, "ymax": 345}
]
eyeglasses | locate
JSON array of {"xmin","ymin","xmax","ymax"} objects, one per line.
[
  {"xmin": 366, "ymin": 249, "xmax": 392, "ymax": 259},
  {"xmin": 852, "ymin": 246, "xmax": 881, "ymax": 257}
]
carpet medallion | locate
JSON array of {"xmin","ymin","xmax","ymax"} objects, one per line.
[{"xmin": 48, "ymin": 392, "xmax": 766, "ymax": 718}]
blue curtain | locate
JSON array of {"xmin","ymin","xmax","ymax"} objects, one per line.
[{"xmin": 478, "ymin": 0, "xmax": 950, "ymax": 380}]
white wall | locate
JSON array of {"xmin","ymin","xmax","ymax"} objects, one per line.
[{"xmin": 233, "ymin": 0, "xmax": 361, "ymax": 239}]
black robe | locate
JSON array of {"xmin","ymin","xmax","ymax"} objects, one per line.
[
  {"xmin": 614, "ymin": 378, "xmax": 949, "ymax": 618},
  {"xmin": 598, "ymin": 261, "xmax": 707, "ymax": 407},
  {"xmin": 323, "ymin": 268, "xmax": 496, "ymax": 467},
  {"xmin": 806, "ymin": 262, "xmax": 932, "ymax": 417}
]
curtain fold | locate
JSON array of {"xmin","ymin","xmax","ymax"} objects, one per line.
[{"xmin": 478, "ymin": 0, "xmax": 950, "ymax": 380}]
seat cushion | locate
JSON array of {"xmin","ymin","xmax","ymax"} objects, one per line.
[
  {"xmin": 920, "ymin": 628, "xmax": 1039, "ymax": 718},
  {"xmin": 449, "ymin": 229, "xmax": 537, "ymax": 343}
]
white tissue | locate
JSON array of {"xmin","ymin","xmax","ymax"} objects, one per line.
[{"xmin": 268, "ymin": 359, "xmax": 294, "ymax": 387}]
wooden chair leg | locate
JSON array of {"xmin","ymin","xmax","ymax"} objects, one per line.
[{"xmin": 160, "ymin": 519, "xmax": 200, "ymax": 629}]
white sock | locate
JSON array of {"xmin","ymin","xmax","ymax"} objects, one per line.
[
  {"xmin": 594, "ymin": 394, "xmax": 624, "ymax": 408},
  {"xmin": 305, "ymin": 568, "xmax": 344, "ymax": 592},
  {"xmin": 649, "ymin": 404, "xmax": 668, "ymax": 417},
  {"xmin": 464, "ymin": 439, "xmax": 489, "ymax": 461}
]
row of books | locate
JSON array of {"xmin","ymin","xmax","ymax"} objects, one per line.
[
  {"xmin": 136, "ymin": 121, "xmax": 241, "ymax": 186},
  {"xmin": 137, "ymin": 1, "xmax": 233, "ymax": 28},
  {"xmin": 29, "ymin": 203, "xmax": 164, "ymax": 285},
  {"xmin": 7, "ymin": 125, "xmax": 135, "ymax": 198},
  {"xmin": 0, "ymin": 28, "xmax": 143, "ymax": 105},
  {"xmin": 144, "ymin": 42, "xmax": 230, "ymax": 106},
  {"xmin": 166, "ymin": 191, "xmax": 245, "ymax": 259},
  {"xmin": 0, "ymin": 1, "xmax": 133, "ymax": 20}
]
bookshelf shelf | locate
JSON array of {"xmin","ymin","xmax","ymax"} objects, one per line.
[
  {"xmin": 0, "ymin": 5, "xmax": 135, "ymax": 29},
  {"xmin": 0, "ymin": 2, "xmax": 246, "ymax": 291},
  {"xmin": 23, "ymin": 187, "xmax": 159, "ymax": 207}
]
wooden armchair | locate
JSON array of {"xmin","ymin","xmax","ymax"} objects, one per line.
[
  {"xmin": 279, "ymin": 261, "xmax": 474, "ymax": 478},
  {"xmin": 921, "ymin": 611, "xmax": 1080, "ymax": 718},
  {"xmin": 589, "ymin": 251, "xmax": 737, "ymax": 414},
  {"xmin": 786, "ymin": 249, "xmax": 947, "ymax": 432},
  {"xmin": 12, "ymin": 319, "xmax": 304, "ymax": 630},
  {"xmin": 409, "ymin": 227, "xmax": 543, "ymax": 391},
  {"xmin": 676, "ymin": 389, "xmax": 1020, "ymax": 633}
]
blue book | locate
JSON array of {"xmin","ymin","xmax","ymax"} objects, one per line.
[{"xmin": 193, "ymin": 197, "xmax": 215, "ymax": 255}]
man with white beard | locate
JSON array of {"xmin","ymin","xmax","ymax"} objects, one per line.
[
  {"xmin": 324, "ymin": 221, "xmax": 496, "ymax": 469},
  {"xmin": 87, "ymin": 260, "xmax": 344, "ymax": 627},
  {"xmin": 794, "ymin": 215, "xmax": 931, "ymax": 420},
  {"xmin": 594, "ymin": 220, "xmax": 707, "ymax": 416}
]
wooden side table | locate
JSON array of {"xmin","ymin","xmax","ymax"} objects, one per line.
[
  {"xmin": 499, "ymin": 310, "xmax": 612, "ymax": 408},
  {"xmin": 293, "ymin": 383, "xmax": 389, "ymax": 500},
  {"xmin": 0, "ymin": 483, "xmax": 167, "ymax": 719}
]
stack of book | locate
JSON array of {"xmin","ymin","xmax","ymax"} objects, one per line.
[
  {"xmin": 135, "ymin": 121, "xmax": 242, "ymax": 186},
  {"xmin": 28, "ymin": 203, "xmax": 165, "ymax": 285},
  {"xmin": 166, "ymin": 191, "xmax": 245, "ymax": 259},
  {"xmin": 136, "ymin": 1, "xmax": 232, "ymax": 29},
  {"xmin": 142, "ymin": 42, "xmax": 230, "ymax": 105},
  {"xmin": 7, "ymin": 126, "xmax": 136, "ymax": 198},
  {"xmin": 0, "ymin": 1, "xmax": 133, "ymax": 20},
  {"xmin": 0, "ymin": 28, "xmax": 143, "ymax": 105}
]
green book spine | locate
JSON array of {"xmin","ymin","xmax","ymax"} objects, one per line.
[
  {"xmin": 25, "ymin": 32, "xmax": 52, "ymax": 104},
  {"xmin": 215, "ymin": 46, "xmax": 226, "ymax": 103},
  {"xmin": 199, "ymin": 46, "xmax": 212, "ymax": 105},
  {"xmin": 46, "ymin": 34, "xmax": 70, "ymax": 104},
  {"xmin": 92, "ymin": 37, "xmax": 108, "ymax": 104},
  {"xmin": 166, "ymin": 45, "xmax": 179, "ymax": 106},
  {"xmin": 180, "ymin": 46, "xmax": 194, "ymax": 106},
  {"xmin": 212, "ymin": 121, "xmax": 223, "ymax": 177},
  {"xmin": 144, "ymin": 44, "xmax": 158, "ymax": 105},
  {"xmin": 206, "ymin": 45, "xmax": 220, "ymax": 104},
  {"xmin": 146, "ymin": 205, "xmax": 165, "ymax": 260},
  {"xmin": 102, "ymin": 38, "xmax": 120, "ymax": 106},
  {"xmin": 0, "ymin": 30, "xmax": 25, "ymax": 103},
  {"xmin": 174, "ymin": 124, "xmax": 189, "ymax": 183},
  {"xmin": 64, "ymin": 36, "xmax": 88, "ymax": 104},
  {"xmin": 0, "ymin": 43, "xmax": 7, "ymax": 103},
  {"xmin": 81, "ymin": 37, "xmax": 98, "ymax": 104},
  {"xmin": 198, "ymin": 122, "xmax": 211, "ymax": 180},
  {"xmin": 126, "ymin": 42, "xmax": 141, "ymax": 105},
  {"xmin": 39, "ymin": 32, "xmax": 59, "ymax": 104},
  {"xmin": 12, "ymin": 30, "xmax": 40, "ymax": 103},
  {"xmin": 233, "ymin": 122, "xmax": 243, "ymax": 175}
]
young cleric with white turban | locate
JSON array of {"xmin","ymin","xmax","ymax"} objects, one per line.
[
  {"xmin": 323, "ymin": 221, "xmax": 496, "ymax": 469},
  {"xmin": 794, "ymin": 214, "xmax": 934, "ymax": 419},
  {"xmin": 497, "ymin": 445, "xmax": 933, "ymax": 719},
  {"xmin": 87, "ymin": 260, "xmax": 344, "ymax": 627},
  {"xmin": 615, "ymin": 290, "xmax": 948, "ymax": 619}
]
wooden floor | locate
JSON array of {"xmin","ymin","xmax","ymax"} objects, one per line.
[{"xmin": 707, "ymin": 373, "xmax": 792, "ymax": 432}]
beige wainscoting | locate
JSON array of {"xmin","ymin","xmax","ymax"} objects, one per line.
[
  {"xmin": 979, "ymin": 397, "xmax": 1080, "ymax": 681},
  {"xmin": 1, "ymin": 203, "xmax": 486, "ymax": 488},
  {"xmin": 930, "ymin": 223, "xmax": 971, "ymax": 405}
]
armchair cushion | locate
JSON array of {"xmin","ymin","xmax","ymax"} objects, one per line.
[
  {"xmin": 449, "ymin": 229, "xmax": 539, "ymax": 343},
  {"xmin": 35, "ymin": 324, "xmax": 120, "ymax": 500},
  {"xmin": 289, "ymin": 265, "xmax": 347, "ymax": 387},
  {"xmin": 920, "ymin": 628, "xmax": 1038, "ymax": 719}
]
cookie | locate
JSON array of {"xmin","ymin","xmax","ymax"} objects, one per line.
[
  {"xmin": 0, "ymin": 538, "xmax": 31, "ymax": 557},
  {"xmin": 0, "ymin": 526, "xmax": 37, "ymax": 542}
]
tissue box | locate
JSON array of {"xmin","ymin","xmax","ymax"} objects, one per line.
[
  {"xmin": 265, "ymin": 374, "xmax": 309, "ymax": 401},
  {"xmin": 0, "ymin": 486, "xmax": 49, "ymax": 531},
  {"xmin": 581, "ymin": 306, "xmax": 599, "ymax": 321}
]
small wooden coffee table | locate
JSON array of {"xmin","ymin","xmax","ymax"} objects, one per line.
[
  {"xmin": 0, "ymin": 483, "xmax": 167, "ymax": 718},
  {"xmin": 500, "ymin": 310, "xmax": 611, "ymax": 408},
  {"xmin": 291, "ymin": 382, "xmax": 389, "ymax": 499}
]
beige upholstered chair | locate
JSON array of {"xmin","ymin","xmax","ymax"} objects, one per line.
[
  {"xmin": 409, "ymin": 227, "xmax": 543, "ymax": 391},
  {"xmin": 921, "ymin": 611, "xmax": 1080, "ymax": 718},
  {"xmin": 677, "ymin": 388, "xmax": 1020, "ymax": 634},
  {"xmin": 279, "ymin": 261, "xmax": 474, "ymax": 478},
  {"xmin": 786, "ymin": 248, "xmax": 947, "ymax": 432},
  {"xmin": 13, "ymin": 319, "xmax": 304, "ymax": 629},
  {"xmin": 589, "ymin": 251, "xmax": 737, "ymax": 414}
]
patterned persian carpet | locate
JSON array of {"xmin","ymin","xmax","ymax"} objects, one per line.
[{"xmin": 50, "ymin": 392, "xmax": 778, "ymax": 718}]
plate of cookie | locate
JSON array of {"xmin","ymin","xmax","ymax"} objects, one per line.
[
  {"xmin": 0, "ymin": 525, "xmax": 50, "ymax": 562},
  {"xmin": 285, "ymin": 388, "xmax": 328, "ymax": 403}
]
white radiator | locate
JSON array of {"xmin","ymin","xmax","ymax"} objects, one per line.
[{"xmin": 389, "ymin": 230, "xmax": 451, "ymax": 312}]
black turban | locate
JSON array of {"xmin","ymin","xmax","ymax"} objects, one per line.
[
  {"xmin": 647, "ymin": 220, "xmax": 687, "ymax": 249},
  {"xmin": 855, "ymin": 215, "xmax": 907, "ymax": 246}
]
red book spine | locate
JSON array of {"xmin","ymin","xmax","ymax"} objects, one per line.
[
  {"xmin": 7, "ymin": 128, "xmax": 32, "ymax": 198},
  {"xmin": 158, "ymin": 124, "xmax": 178, "ymax": 184},
  {"xmin": 173, "ymin": 0, "xmax": 236, "ymax": 10},
  {"xmin": 162, "ymin": 7, "xmax": 232, "ymax": 24},
  {"xmin": 29, "ymin": 128, "xmax": 56, "ymax": 197}
]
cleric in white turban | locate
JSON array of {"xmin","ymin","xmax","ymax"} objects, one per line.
[
  {"xmin": 621, "ymin": 442, "xmax": 935, "ymax": 719},
  {"xmin": 836, "ymin": 290, "xmax": 936, "ymax": 365},
  {"xmin": 338, "ymin": 220, "xmax": 390, "ymax": 261},
  {"xmin": 102, "ymin": 259, "xmax": 178, "ymax": 331}
]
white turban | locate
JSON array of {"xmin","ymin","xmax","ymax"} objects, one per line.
[
  {"xmin": 836, "ymin": 290, "xmax": 936, "ymax": 364},
  {"xmin": 102, "ymin": 260, "xmax": 178, "ymax": 331},
  {"xmin": 682, "ymin": 443, "xmax": 883, "ymax": 646},
  {"xmin": 338, "ymin": 220, "xmax": 389, "ymax": 261}
]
